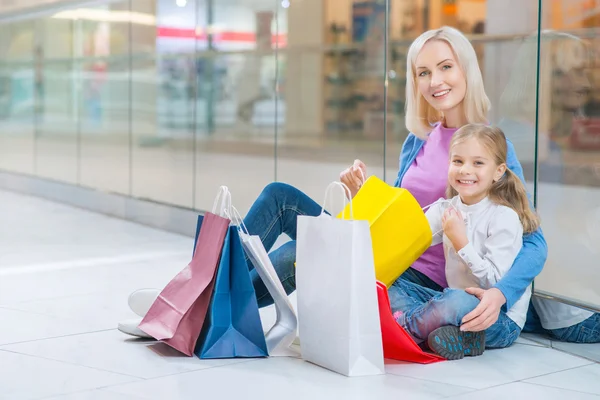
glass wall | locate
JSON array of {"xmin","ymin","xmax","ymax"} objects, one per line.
[
  {"xmin": 0, "ymin": 0, "xmax": 599, "ymax": 310},
  {"xmin": 530, "ymin": 0, "xmax": 600, "ymax": 310}
]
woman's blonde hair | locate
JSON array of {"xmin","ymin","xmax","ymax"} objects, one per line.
[
  {"xmin": 405, "ymin": 26, "xmax": 491, "ymax": 139},
  {"xmin": 445, "ymin": 124, "xmax": 540, "ymax": 234}
]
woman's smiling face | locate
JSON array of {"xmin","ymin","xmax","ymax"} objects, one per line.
[{"xmin": 415, "ymin": 40, "xmax": 467, "ymax": 120}]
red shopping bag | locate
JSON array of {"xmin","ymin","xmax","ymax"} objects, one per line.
[
  {"xmin": 376, "ymin": 281, "xmax": 445, "ymax": 364},
  {"xmin": 138, "ymin": 212, "xmax": 229, "ymax": 356}
]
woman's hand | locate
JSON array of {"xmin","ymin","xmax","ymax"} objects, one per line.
[
  {"xmin": 442, "ymin": 208, "xmax": 468, "ymax": 250},
  {"xmin": 460, "ymin": 287, "xmax": 507, "ymax": 331},
  {"xmin": 340, "ymin": 159, "xmax": 367, "ymax": 198}
]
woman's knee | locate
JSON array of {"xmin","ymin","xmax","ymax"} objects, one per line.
[{"xmin": 260, "ymin": 182, "xmax": 296, "ymax": 201}]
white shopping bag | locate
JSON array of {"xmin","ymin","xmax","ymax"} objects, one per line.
[
  {"xmin": 228, "ymin": 207, "xmax": 299, "ymax": 358},
  {"xmin": 296, "ymin": 182, "xmax": 384, "ymax": 377}
]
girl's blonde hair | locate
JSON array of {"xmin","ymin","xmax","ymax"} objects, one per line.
[
  {"xmin": 405, "ymin": 26, "xmax": 491, "ymax": 139},
  {"xmin": 445, "ymin": 124, "xmax": 540, "ymax": 234}
]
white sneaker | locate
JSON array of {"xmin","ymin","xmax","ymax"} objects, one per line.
[
  {"xmin": 128, "ymin": 288, "xmax": 160, "ymax": 317},
  {"xmin": 118, "ymin": 318, "xmax": 154, "ymax": 339}
]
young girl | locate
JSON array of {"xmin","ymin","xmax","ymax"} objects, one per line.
[{"xmin": 389, "ymin": 123, "xmax": 541, "ymax": 360}]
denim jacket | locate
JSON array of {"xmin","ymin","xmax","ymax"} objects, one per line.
[{"xmin": 393, "ymin": 132, "xmax": 548, "ymax": 311}]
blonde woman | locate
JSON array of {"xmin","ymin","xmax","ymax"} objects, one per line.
[{"xmin": 119, "ymin": 27, "xmax": 547, "ymax": 340}]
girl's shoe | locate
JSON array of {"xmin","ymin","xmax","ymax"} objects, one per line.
[{"xmin": 427, "ymin": 325, "xmax": 485, "ymax": 360}]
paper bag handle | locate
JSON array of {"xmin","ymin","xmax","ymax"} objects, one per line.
[
  {"xmin": 212, "ymin": 186, "xmax": 232, "ymax": 217},
  {"xmin": 321, "ymin": 181, "xmax": 354, "ymax": 220},
  {"xmin": 226, "ymin": 206, "xmax": 250, "ymax": 236},
  {"xmin": 421, "ymin": 197, "xmax": 460, "ymax": 238}
]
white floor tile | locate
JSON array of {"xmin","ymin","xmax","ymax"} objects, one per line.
[
  {"xmin": 551, "ymin": 341, "xmax": 600, "ymax": 363},
  {"xmin": 524, "ymin": 363, "xmax": 600, "ymax": 395},
  {"xmin": 3, "ymin": 329, "xmax": 252, "ymax": 380},
  {"xmin": 39, "ymin": 389, "xmax": 147, "ymax": 400},
  {"xmin": 0, "ymin": 350, "xmax": 138, "ymax": 400},
  {"xmin": 0, "ymin": 254, "xmax": 190, "ymax": 306},
  {"xmin": 515, "ymin": 334, "xmax": 550, "ymax": 347},
  {"xmin": 446, "ymin": 382, "xmax": 600, "ymax": 400},
  {"xmin": 520, "ymin": 333, "xmax": 553, "ymax": 347},
  {"xmin": 106, "ymin": 357, "xmax": 475, "ymax": 400},
  {"xmin": 0, "ymin": 308, "xmax": 95, "ymax": 346},
  {"xmin": 385, "ymin": 343, "xmax": 593, "ymax": 390},
  {"xmin": 0, "ymin": 190, "xmax": 192, "ymax": 270},
  {"xmin": 7, "ymin": 289, "xmax": 148, "ymax": 331}
]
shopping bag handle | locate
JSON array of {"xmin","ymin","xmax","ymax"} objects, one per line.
[
  {"xmin": 212, "ymin": 186, "xmax": 232, "ymax": 217},
  {"xmin": 226, "ymin": 206, "xmax": 250, "ymax": 236},
  {"xmin": 321, "ymin": 181, "xmax": 354, "ymax": 220},
  {"xmin": 421, "ymin": 198, "xmax": 460, "ymax": 237}
]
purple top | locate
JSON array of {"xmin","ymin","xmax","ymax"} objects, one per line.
[{"xmin": 400, "ymin": 123, "xmax": 457, "ymax": 287}]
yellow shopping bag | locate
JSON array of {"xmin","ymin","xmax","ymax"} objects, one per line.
[{"xmin": 337, "ymin": 176, "xmax": 432, "ymax": 287}]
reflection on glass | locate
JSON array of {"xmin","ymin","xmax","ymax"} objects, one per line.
[
  {"xmin": 0, "ymin": 20, "xmax": 36, "ymax": 174},
  {"xmin": 532, "ymin": 2, "xmax": 600, "ymax": 313},
  {"xmin": 276, "ymin": 0, "xmax": 388, "ymax": 206},
  {"xmin": 194, "ymin": 0, "xmax": 280, "ymax": 214},
  {"xmin": 131, "ymin": 0, "xmax": 196, "ymax": 208},
  {"xmin": 34, "ymin": 17, "xmax": 78, "ymax": 184},
  {"xmin": 534, "ymin": 27, "xmax": 600, "ymax": 310},
  {"xmin": 78, "ymin": 3, "xmax": 132, "ymax": 195}
]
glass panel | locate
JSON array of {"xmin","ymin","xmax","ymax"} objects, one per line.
[
  {"xmin": 276, "ymin": 0, "xmax": 388, "ymax": 211},
  {"xmin": 533, "ymin": 0, "xmax": 600, "ymax": 310},
  {"xmin": 77, "ymin": 2, "xmax": 132, "ymax": 195},
  {"xmin": 194, "ymin": 0, "xmax": 279, "ymax": 214},
  {"xmin": 131, "ymin": 0, "xmax": 196, "ymax": 208},
  {"xmin": 385, "ymin": 0, "xmax": 416, "ymax": 184},
  {"xmin": 487, "ymin": 0, "xmax": 542, "ymax": 189},
  {"xmin": 0, "ymin": 20, "xmax": 35, "ymax": 174},
  {"xmin": 34, "ymin": 16, "xmax": 78, "ymax": 184}
]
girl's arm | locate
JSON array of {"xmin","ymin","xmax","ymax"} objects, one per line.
[{"xmin": 457, "ymin": 208, "xmax": 524, "ymax": 288}]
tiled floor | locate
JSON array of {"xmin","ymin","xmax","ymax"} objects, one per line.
[{"xmin": 1, "ymin": 189, "xmax": 600, "ymax": 400}]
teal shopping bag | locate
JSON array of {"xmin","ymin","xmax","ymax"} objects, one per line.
[{"xmin": 194, "ymin": 225, "xmax": 268, "ymax": 359}]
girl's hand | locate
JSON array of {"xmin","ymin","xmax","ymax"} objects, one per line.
[
  {"xmin": 442, "ymin": 208, "xmax": 468, "ymax": 250},
  {"xmin": 340, "ymin": 159, "xmax": 367, "ymax": 198}
]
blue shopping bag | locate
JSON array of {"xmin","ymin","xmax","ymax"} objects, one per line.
[{"xmin": 194, "ymin": 224, "xmax": 268, "ymax": 359}]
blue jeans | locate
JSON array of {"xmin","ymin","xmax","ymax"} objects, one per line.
[
  {"xmin": 400, "ymin": 267, "xmax": 444, "ymax": 292},
  {"xmin": 388, "ymin": 279, "xmax": 521, "ymax": 349},
  {"xmin": 524, "ymin": 301, "xmax": 600, "ymax": 343},
  {"xmin": 243, "ymin": 182, "xmax": 323, "ymax": 308}
]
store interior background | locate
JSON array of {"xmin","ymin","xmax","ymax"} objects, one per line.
[{"xmin": 0, "ymin": 0, "xmax": 599, "ymax": 322}]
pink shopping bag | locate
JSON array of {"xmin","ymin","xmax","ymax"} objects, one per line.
[{"xmin": 138, "ymin": 212, "xmax": 230, "ymax": 356}]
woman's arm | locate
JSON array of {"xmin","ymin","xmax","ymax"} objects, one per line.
[
  {"xmin": 393, "ymin": 134, "xmax": 417, "ymax": 188},
  {"xmin": 493, "ymin": 139, "xmax": 548, "ymax": 309}
]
